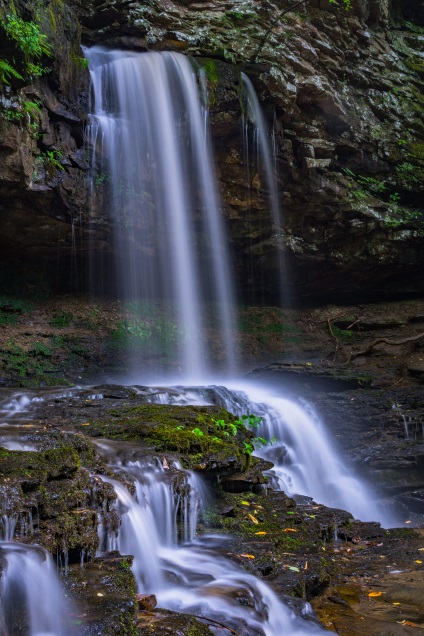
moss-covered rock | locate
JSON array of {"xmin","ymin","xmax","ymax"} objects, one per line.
[
  {"xmin": 0, "ymin": 441, "xmax": 115, "ymax": 558},
  {"xmin": 79, "ymin": 404, "xmax": 255, "ymax": 473}
]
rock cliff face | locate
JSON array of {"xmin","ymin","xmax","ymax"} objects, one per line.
[{"xmin": 0, "ymin": 0, "xmax": 423, "ymax": 302}]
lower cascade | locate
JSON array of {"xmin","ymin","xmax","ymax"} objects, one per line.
[
  {"xmin": 96, "ymin": 441, "xmax": 326, "ymax": 636},
  {"xmin": 0, "ymin": 542, "xmax": 72, "ymax": 636},
  {"xmin": 0, "ymin": 380, "xmax": 403, "ymax": 635}
]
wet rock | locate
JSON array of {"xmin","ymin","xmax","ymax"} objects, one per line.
[
  {"xmin": 408, "ymin": 365, "xmax": 424, "ymax": 381},
  {"xmin": 136, "ymin": 593, "xmax": 157, "ymax": 611},
  {"xmin": 65, "ymin": 553, "xmax": 138, "ymax": 635},
  {"xmin": 136, "ymin": 608, "xmax": 213, "ymax": 635},
  {"xmin": 0, "ymin": 441, "xmax": 115, "ymax": 559},
  {"xmin": 247, "ymin": 362, "xmax": 373, "ymax": 392}
]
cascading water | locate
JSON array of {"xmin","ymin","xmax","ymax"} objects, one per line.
[
  {"xmin": 0, "ymin": 542, "xmax": 72, "ymax": 636},
  {"xmin": 145, "ymin": 383, "xmax": 399, "ymax": 527},
  {"xmin": 96, "ymin": 446, "xmax": 326, "ymax": 636},
  {"xmin": 86, "ymin": 47, "xmax": 237, "ymax": 378},
  {"xmin": 241, "ymin": 74, "xmax": 288, "ymax": 305}
]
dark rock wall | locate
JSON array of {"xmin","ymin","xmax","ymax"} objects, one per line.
[{"xmin": 0, "ymin": 0, "xmax": 423, "ymax": 302}]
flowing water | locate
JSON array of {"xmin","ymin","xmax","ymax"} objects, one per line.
[
  {"xmin": 241, "ymin": 74, "xmax": 288, "ymax": 305},
  {"xmin": 0, "ymin": 47, "xmax": 405, "ymax": 634},
  {"xmin": 86, "ymin": 47, "xmax": 236, "ymax": 378},
  {"xmin": 0, "ymin": 542, "xmax": 72, "ymax": 636},
  {"xmin": 94, "ymin": 442, "xmax": 326, "ymax": 636},
  {"xmin": 0, "ymin": 381, "xmax": 403, "ymax": 635},
  {"xmin": 145, "ymin": 382, "xmax": 398, "ymax": 527}
]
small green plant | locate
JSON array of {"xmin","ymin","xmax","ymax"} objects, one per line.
[
  {"xmin": 0, "ymin": 313, "xmax": 17, "ymax": 326},
  {"xmin": 0, "ymin": 59, "xmax": 23, "ymax": 85},
  {"xmin": 244, "ymin": 441, "xmax": 254, "ymax": 455},
  {"xmin": 191, "ymin": 428, "xmax": 204, "ymax": 437},
  {"xmin": 39, "ymin": 150, "xmax": 64, "ymax": 171},
  {"xmin": 244, "ymin": 436, "xmax": 275, "ymax": 455},
  {"xmin": 23, "ymin": 100, "xmax": 41, "ymax": 118},
  {"xmin": 237, "ymin": 414, "xmax": 263, "ymax": 429},
  {"xmin": 29, "ymin": 341, "xmax": 52, "ymax": 357},
  {"xmin": 49, "ymin": 311, "xmax": 73, "ymax": 327},
  {"xmin": 329, "ymin": 0, "xmax": 352, "ymax": 10}
]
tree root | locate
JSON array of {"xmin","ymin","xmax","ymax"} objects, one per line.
[{"xmin": 344, "ymin": 332, "xmax": 424, "ymax": 365}]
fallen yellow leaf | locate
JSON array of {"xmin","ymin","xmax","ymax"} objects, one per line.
[
  {"xmin": 248, "ymin": 514, "xmax": 259, "ymax": 524},
  {"xmin": 415, "ymin": 560, "xmax": 423, "ymax": 564},
  {"xmin": 393, "ymin": 602, "xmax": 401, "ymax": 606},
  {"xmin": 240, "ymin": 554, "xmax": 255, "ymax": 559},
  {"xmin": 368, "ymin": 592, "xmax": 383, "ymax": 597},
  {"xmin": 255, "ymin": 531, "xmax": 267, "ymax": 535},
  {"xmin": 81, "ymin": 422, "xmax": 90, "ymax": 426},
  {"xmin": 241, "ymin": 501, "xmax": 250, "ymax": 506},
  {"xmin": 397, "ymin": 620, "xmax": 420, "ymax": 627},
  {"xmin": 283, "ymin": 528, "xmax": 297, "ymax": 533},
  {"xmin": 418, "ymin": 548, "xmax": 424, "ymax": 551}
]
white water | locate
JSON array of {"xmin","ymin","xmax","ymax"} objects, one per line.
[
  {"xmin": 86, "ymin": 47, "xmax": 236, "ymax": 378},
  {"xmin": 145, "ymin": 382, "xmax": 398, "ymax": 527},
  {"xmin": 0, "ymin": 542, "xmax": 72, "ymax": 636},
  {"xmin": 99, "ymin": 453, "xmax": 326, "ymax": 636}
]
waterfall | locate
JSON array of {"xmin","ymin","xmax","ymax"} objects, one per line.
[
  {"xmin": 145, "ymin": 383, "xmax": 399, "ymax": 527},
  {"xmin": 99, "ymin": 454, "xmax": 326, "ymax": 636},
  {"xmin": 241, "ymin": 74, "xmax": 288, "ymax": 305},
  {"xmin": 85, "ymin": 47, "xmax": 237, "ymax": 379},
  {"xmin": 0, "ymin": 542, "xmax": 72, "ymax": 636}
]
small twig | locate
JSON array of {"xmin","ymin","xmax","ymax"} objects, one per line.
[
  {"xmin": 327, "ymin": 318, "xmax": 340, "ymax": 364},
  {"xmin": 344, "ymin": 332, "xmax": 424, "ymax": 365},
  {"xmin": 346, "ymin": 318, "xmax": 361, "ymax": 330},
  {"xmin": 192, "ymin": 614, "xmax": 241, "ymax": 636},
  {"xmin": 332, "ymin": 621, "xmax": 341, "ymax": 635}
]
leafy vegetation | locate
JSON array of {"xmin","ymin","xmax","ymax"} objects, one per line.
[
  {"xmin": 343, "ymin": 167, "xmax": 422, "ymax": 226},
  {"xmin": 49, "ymin": 311, "xmax": 73, "ymax": 327},
  {"xmin": 0, "ymin": 13, "xmax": 51, "ymax": 81},
  {"xmin": 0, "ymin": 59, "xmax": 23, "ymax": 85},
  {"xmin": 329, "ymin": 0, "xmax": 352, "ymax": 10}
]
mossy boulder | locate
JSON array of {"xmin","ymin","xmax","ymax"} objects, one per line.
[
  {"xmin": 0, "ymin": 442, "xmax": 115, "ymax": 558},
  {"xmin": 79, "ymin": 404, "xmax": 255, "ymax": 473}
]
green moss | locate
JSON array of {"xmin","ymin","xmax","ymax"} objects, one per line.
[
  {"xmin": 80, "ymin": 404, "xmax": 253, "ymax": 469},
  {"xmin": 0, "ymin": 446, "xmax": 80, "ymax": 482},
  {"xmin": 0, "ymin": 337, "xmax": 72, "ymax": 387},
  {"xmin": 409, "ymin": 143, "xmax": 424, "ymax": 160}
]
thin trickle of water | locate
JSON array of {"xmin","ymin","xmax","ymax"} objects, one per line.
[
  {"xmin": 242, "ymin": 74, "xmax": 288, "ymax": 305},
  {"xmin": 0, "ymin": 542, "xmax": 72, "ymax": 636},
  {"xmin": 85, "ymin": 47, "xmax": 237, "ymax": 378}
]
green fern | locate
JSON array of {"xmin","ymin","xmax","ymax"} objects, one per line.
[{"xmin": 0, "ymin": 59, "xmax": 23, "ymax": 85}]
